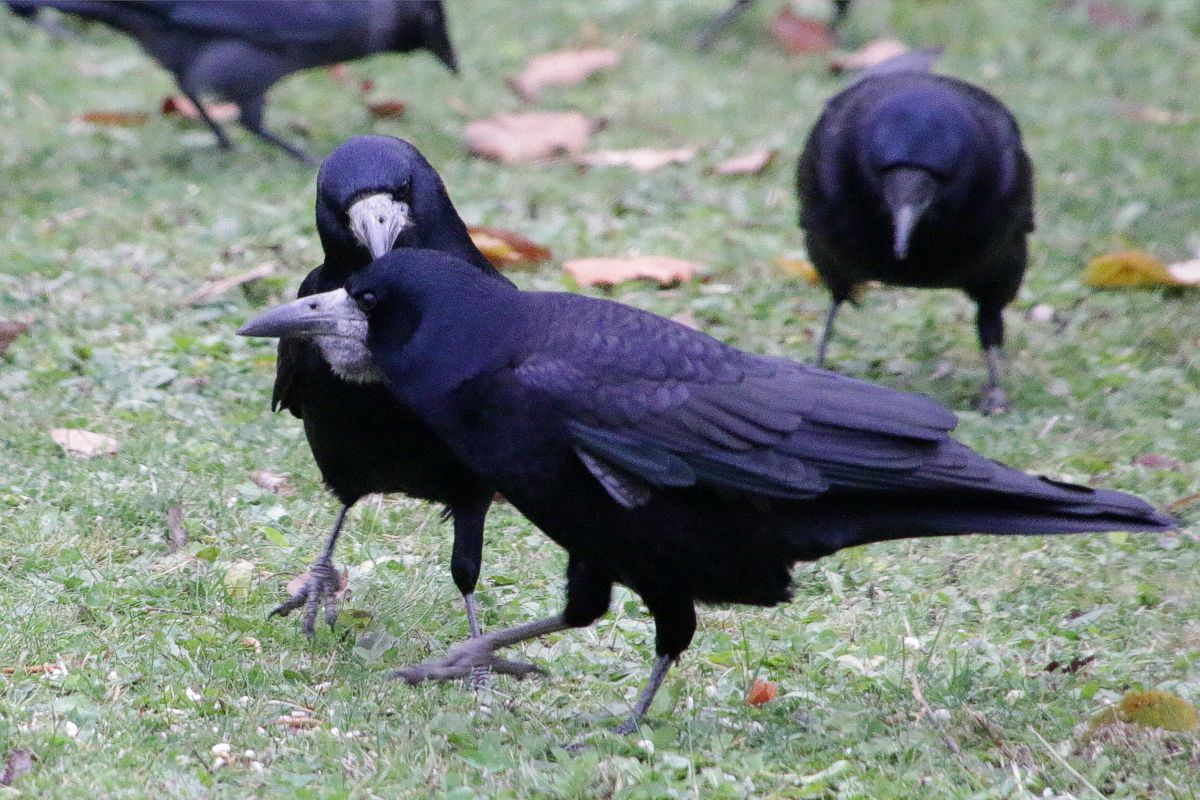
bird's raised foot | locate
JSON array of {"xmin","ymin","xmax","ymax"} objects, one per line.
[
  {"xmin": 976, "ymin": 384, "xmax": 1010, "ymax": 415},
  {"xmin": 268, "ymin": 559, "xmax": 343, "ymax": 637},
  {"xmin": 392, "ymin": 637, "xmax": 544, "ymax": 685}
]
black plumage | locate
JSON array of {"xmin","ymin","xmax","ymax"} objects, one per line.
[
  {"xmin": 9, "ymin": 1, "xmax": 457, "ymax": 163},
  {"xmin": 265, "ymin": 136, "xmax": 518, "ymax": 659},
  {"xmin": 797, "ymin": 68, "xmax": 1034, "ymax": 413},
  {"xmin": 239, "ymin": 250, "xmax": 1173, "ymax": 732}
]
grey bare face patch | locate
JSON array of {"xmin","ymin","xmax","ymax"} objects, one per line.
[{"xmin": 348, "ymin": 193, "xmax": 411, "ymax": 258}]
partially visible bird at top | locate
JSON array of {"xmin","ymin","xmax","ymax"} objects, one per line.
[
  {"xmin": 239, "ymin": 249, "xmax": 1173, "ymax": 733},
  {"xmin": 263, "ymin": 136, "xmax": 525, "ymax": 682},
  {"xmin": 797, "ymin": 62, "xmax": 1034, "ymax": 413},
  {"xmin": 8, "ymin": 1, "xmax": 458, "ymax": 164},
  {"xmin": 692, "ymin": 0, "xmax": 852, "ymax": 51}
]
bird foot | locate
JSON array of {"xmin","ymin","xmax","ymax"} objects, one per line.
[
  {"xmin": 393, "ymin": 636, "xmax": 544, "ymax": 685},
  {"xmin": 269, "ymin": 559, "xmax": 343, "ymax": 637},
  {"xmin": 612, "ymin": 716, "xmax": 640, "ymax": 736},
  {"xmin": 976, "ymin": 385, "xmax": 1009, "ymax": 415}
]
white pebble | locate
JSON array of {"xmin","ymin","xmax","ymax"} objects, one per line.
[
  {"xmin": 243, "ymin": 749, "xmax": 256, "ymax": 759},
  {"xmin": 211, "ymin": 742, "xmax": 231, "ymax": 757},
  {"xmin": 903, "ymin": 636, "xmax": 922, "ymax": 651},
  {"xmin": 637, "ymin": 739, "xmax": 655, "ymax": 756},
  {"xmin": 1029, "ymin": 303, "xmax": 1055, "ymax": 323},
  {"xmin": 64, "ymin": 720, "xmax": 79, "ymax": 738}
]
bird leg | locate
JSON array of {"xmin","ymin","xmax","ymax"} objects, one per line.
[
  {"xmin": 270, "ymin": 503, "xmax": 349, "ymax": 636},
  {"xmin": 613, "ymin": 654, "xmax": 674, "ymax": 735},
  {"xmin": 393, "ymin": 615, "xmax": 564, "ymax": 684},
  {"xmin": 180, "ymin": 89, "xmax": 233, "ymax": 150},
  {"xmin": 238, "ymin": 95, "xmax": 319, "ymax": 166},
  {"xmin": 814, "ymin": 298, "xmax": 843, "ymax": 368},
  {"xmin": 978, "ymin": 345, "xmax": 1009, "ymax": 415}
]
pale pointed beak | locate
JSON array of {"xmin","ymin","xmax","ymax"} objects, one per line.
[
  {"xmin": 238, "ymin": 289, "xmax": 362, "ymax": 339},
  {"xmin": 891, "ymin": 204, "xmax": 919, "ymax": 261},
  {"xmin": 882, "ymin": 167, "xmax": 938, "ymax": 261},
  {"xmin": 348, "ymin": 193, "xmax": 411, "ymax": 259}
]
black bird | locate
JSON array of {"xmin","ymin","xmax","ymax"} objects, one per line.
[
  {"xmin": 9, "ymin": 1, "xmax": 458, "ymax": 163},
  {"xmin": 692, "ymin": 0, "xmax": 851, "ymax": 51},
  {"xmin": 240, "ymin": 250, "xmax": 1173, "ymax": 732},
  {"xmin": 265, "ymin": 136, "xmax": 519, "ymax": 666},
  {"xmin": 797, "ymin": 68, "xmax": 1034, "ymax": 413}
]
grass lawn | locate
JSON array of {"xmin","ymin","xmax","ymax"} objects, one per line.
[{"xmin": 1, "ymin": 1, "xmax": 1198, "ymax": 796}]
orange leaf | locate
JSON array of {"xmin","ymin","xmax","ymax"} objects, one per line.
[
  {"xmin": 79, "ymin": 110, "xmax": 148, "ymax": 127},
  {"xmin": 468, "ymin": 226, "xmax": 552, "ymax": 269},
  {"xmin": 508, "ymin": 48, "xmax": 620, "ymax": 101},
  {"xmin": 366, "ymin": 100, "xmax": 407, "ymax": 119},
  {"xmin": 829, "ymin": 38, "xmax": 910, "ymax": 72},
  {"xmin": 768, "ymin": 9, "xmax": 835, "ymax": 55},
  {"xmin": 250, "ymin": 470, "xmax": 294, "ymax": 495},
  {"xmin": 576, "ymin": 147, "xmax": 697, "ymax": 172},
  {"xmin": 1083, "ymin": 251, "xmax": 1190, "ymax": 289},
  {"xmin": 713, "ymin": 148, "xmax": 776, "ymax": 176},
  {"xmin": 776, "ymin": 257, "xmax": 823, "ymax": 285},
  {"xmin": 161, "ymin": 95, "xmax": 239, "ymax": 123},
  {"xmin": 564, "ymin": 256, "xmax": 700, "ymax": 288},
  {"xmin": 747, "ymin": 678, "xmax": 777, "ymax": 706},
  {"xmin": 465, "ymin": 112, "xmax": 597, "ymax": 164}
]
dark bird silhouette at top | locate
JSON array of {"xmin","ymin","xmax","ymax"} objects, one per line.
[
  {"xmin": 240, "ymin": 250, "xmax": 1173, "ymax": 732},
  {"xmin": 797, "ymin": 67, "xmax": 1034, "ymax": 413},
  {"xmin": 692, "ymin": 0, "xmax": 851, "ymax": 51},
  {"xmin": 263, "ymin": 137, "xmax": 522, "ymax": 675},
  {"xmin": 9, "ymin": 1, "xmax": 458, "ymax": 163}
]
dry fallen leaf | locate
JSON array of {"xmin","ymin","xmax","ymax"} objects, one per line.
[
  {"xmin": 0, "ymin": 748, "xmax": 34, "ymax": 787},
  {"xmin": 251, "ymin": 469, "xmax": 294, "ymax": 495},
  {"xmin": 240, "ymin": 636, "xmax": 262, "ymax": 654},
  {"xmin": 79, "ymin": 110, "xmax": 148, "ymax": 127},
  {"xmin": 161, "ymin": 95, "xmax": 239, "ymax": 123},
  {"xmin": 166, "ymin": 504, "xmax": 187, "ymax": 553},
  {"xmin": 188, "ymin": 262, "xmax": 276, "ymax": 304},
  {"xmin": 576, "ymin": 147, "xmax": 697, "ymax": 172},
  {"xmin": 508, "ymin": 48, "xmax": 620, "ymax": 101},
  {"xmin": 768, "ymin": 8, "xmax": 835, "ymax": 55},
  {"xmin": 0, "ymin": 320, "xmax": 30, "ymax": 356},
  {"xmin": 366, "ymin": 100, "xmax": 407, "ymax": 119},
  {"xmin": 829, "ymin": 37, "xmax": 909, "ymax": 72},
  {"xmin": 275, "ymin": 713, "xmax": 322, "ymax": 730},
  {"xmin": 468, "ymin": 226, "xmax": 553, "ymax": 269},
  {"xmin": 1134, "ymin": 453, "xmax": 1183, "ymax": 471},
  {"xmin": 51, "ymin": 428, "xmax": 118, "ymax": 458},
  {"xmin": 1117, "ymin": 102, "xmax": 1193, "ymax": 126},
  {"xmin": 712, "ymin": 148, "xmax": 776, "ymax": 176},
  {"xmin": 284, "ymin": 567, "xmax": 348, "ymax": 599},
  {"xmin": 746, "ymin": 678, "xmax": 777, "ymax": 706},
  {"xmin": 776, "ymin": 257, "xmax": 823, "ymax": 285},
  {"xmin": 564, "ymin": 256, "xmax": 700, "ymax": 288},
  {"xmin": 223, "ymin": 560, "xmax": 256, "ymax": 598},
  {"xmin": 1081, "ymin": 0, "xmax": 1147, "ymax": 32},
  {"xmin": 465, "ymin": 112, "xmax": 597, "ymax": 164},
  {"xmin": 1083, "ymin": 250, "xmax": 1195, "ymax": 289}
]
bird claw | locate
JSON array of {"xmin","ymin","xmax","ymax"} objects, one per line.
[
  {"xmin": 268, "ymin": 559, "xmax": 343, "ymax": 637},
  {"xmin": 392, "ymin": 638, "xmax": 544, "ymax": 685},
  {"xmin": 976, "ymin": 385, "xmax": 1009, "ymax": 415}
]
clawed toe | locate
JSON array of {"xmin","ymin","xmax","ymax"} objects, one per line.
[
  {"xmin": 393, "ymin": 641, "xmax": 544, "ymax": 686},
  {"xmin": 976, "ymin": 385, "xmax": 1009, "ymax": 415},
  {"xmin": 269, "ymin": 560, "xmax": 343, "ymax": 637}
]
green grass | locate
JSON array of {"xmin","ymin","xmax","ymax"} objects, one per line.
[{"xmin": 1, "ymin": 1, "xmax": 1198, "ymax": 796}]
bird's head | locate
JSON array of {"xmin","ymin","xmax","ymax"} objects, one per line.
[
  {"xmin": 860, "ymin": 80, "xmax": 981, "ymax": 260},
  {"xmin": 241, "ymin": 250, "xmax": 514, "ymax": 388},
  {"xmin": 314, "ymin": 135, "xmax": 487, "ymax": 277},
  {"xmin": 392, "ymin": 0, "xmax": 458, "ymax": 73}
]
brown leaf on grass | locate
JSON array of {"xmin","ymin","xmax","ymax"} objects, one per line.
[
  {"xmin": 564, "ymin": 256, "xmax": 700, "ymax": 288},
  {"xmin": 1081, "ymin": 0, "xmax": 1147, "ymax": 32},
  {"xmin": 160, "ymin": 95, "xmax": 239, "ymax": 123},
  {"xmin": 359, "ymin": 78, "xmax": 376, "ymax": 93},
  {"xmin": 166, "ymin": 504, "xmax": 187, "ymax": 553},
  {"xmin": 1167, "ymin": 493, "xmax": 1200, "ymax": 515},
  {"xmin": 51, "ymin": 428, "xmax": 118, "ymax": 458},
  {"xmin": 467, "ymin": 226, "xmax": 552, "ymax": 269},
  {"xmin": 0, "ymin": 749, "xmax": 34, "ymax": 787},
  {"xmin": 0, "ymin": 320, "xmax": 30, "ymax": 356},
  {"xmin": 284, "ymin": 567, "xmax": 348, "ymax": 599},
  {"xmin": 1083, "ymin": 250, "xmax": 1195, "ymax": 289},
  {"xmin": 465, "ymin": 112, "xmax": 598, "ymax": 164},
  {"xmin": 746, "ymin": 678, "xmax": 777, "ymax": 706},
  {"xmin": 1043, "ymin": 654, "xmax": 1096, "ymax": 674},
  {"xmin": 576, "ymin": 147, "xmax": 697, "ymax": 172},
  {"xmin": 768, "ymin": 8, "xmax": 835, "ymax": 55},
  {"xmin": 508, "ymin": 48, "xmax": 620, "ymax": 101},
  {"xmin": 829, "ymin": 38, "xmax": 909, "ymax": 72},
  {"xmin": 1117, "ymin": 102, "xmax": 1194, "ymax": 126},
  {"xmin": 0, "ymin": 663, "xmax": 64, "ymax": 676},
  {"xmin": 274, "ymin": 713, "xmax": 322, "ymax": 730},
  {"xmin": 1134, "ymin": 454, "xmax": 1184, "ymax": 471},
  {"xmin": 366, "ymin": 100, "xmax": 407, "ymax": 119},
  {"xmin": 776, "ymin": 257, "xmax": 823, "ymax": 285},
  {"xmin": 79, "ymin": 110, "xmax": 148, "ymax": 127},
  {"xmin": 251, "ymin": 470, "xmax": 294, "ymax": 495},
  {"xmin": 712, "ymin": 148, "xmax": 776, "ymax": 176},
  {"xmin": 188, "ymin": 262, "xmax": 276, "ymax": 304}
]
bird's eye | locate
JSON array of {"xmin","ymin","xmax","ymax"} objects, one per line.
[{"xmin": 354, "ymin": 292, "xmax": 377, "ymax": 313}]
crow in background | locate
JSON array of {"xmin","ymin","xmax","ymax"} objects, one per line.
[
  {"xmin": 264, "ymin": 137, "xmax": 522, "ymax": 676},
  {"xmin": 693, "ymin": 0, "xmax": 852, "ymax": 51},
  {"xmin": 240, "ymin": 249, "xmax": 1172, "ymax": 732},
  {"xmin": 797, "ymin": 67, "xmax": 1034, "ymax": 413},
  {"xmin": 9, "ymin": 1, "xmax": 458, "ymax": 163}
]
